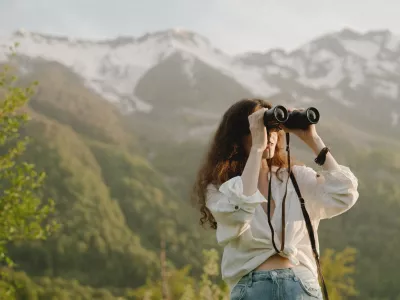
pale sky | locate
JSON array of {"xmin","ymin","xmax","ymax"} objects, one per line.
[{"xmin": 0, "ymin": 0, "xmax": 399, "ymax": 54}]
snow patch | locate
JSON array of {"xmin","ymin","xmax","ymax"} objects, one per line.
[
  {"xmin": 133, "ymin": 95, "xmax": 153, "ymax": 113},
  {"xmin": 373, "ymin": 80, "xmax": 398, "ymax": 99},
  {"xmin": 234, "ymin": 65, "xmax": 280, "ymax": 96},
  {"xmin": 274, "ymin": 55, "xmax": 306, "ymax": 76},
  {"xmin": 298, "ymin": 60, "xmax": 344, "ymax": 89},
  {"xmin": 265, "ymin": 65, "xmax": 292, "ymax": 78},
  {"xmin": 371, "ymin": 35, "xmax": 386, "ymax": 44},
  {"xmin": 299, "ymin": 42, "xmax": 313, "ymax": 54},
  {"xmin": 367, "ymin": 58, "xmax": 400, "ymax": 77},
  {"xmin": 171, "ymin": 37, "xmax": 278, "ymax": 96},
  {"xmin": 386, "ymin": 35, "xmax": 400, "ymax": 52},
  {"xmin": 180, "ymin": 52, "xmax": 195, "ymax": 85},
  {"xmin": 265, "ymin": 65, "xmax": 281, "ymax": 75},
  {"xmin": 311, "ymin": 49, "xmax": 337, "ymax": 63},
  {"xmin": 344, "ymin": 57, "xmax": 364, "ymax": 89},
  {"xmin": 86, "ymin": 80, "xmax": 152, "ymax": 113},
  {"xmin": 378, "ymin": 60, "xmax": 398, "ymax": 74},
  {"xmin": 341, "ymin": 40, "xmax": 380, "ymax": 60}
]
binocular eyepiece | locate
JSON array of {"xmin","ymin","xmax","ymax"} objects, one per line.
[{"xmin": 263, "ymin": 106, "xmax": 320, "ymax": 130}]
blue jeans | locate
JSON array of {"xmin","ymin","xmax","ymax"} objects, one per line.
[{"xmin": 230, "ymin": 268, "xmax": 323, "ymax": 300}]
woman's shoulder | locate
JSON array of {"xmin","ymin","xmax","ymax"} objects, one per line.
[
  {"xmin": 205, "ymin": 183, "xmax": 223, "ymax": 207},
  {"xmin": 291, "ymin": 164, "xmax": 318, "ymax": 179},
  {"xmin": 207, "ymin": 183, "xmax": 218, "ymax": 192},
  {"xmin": 274, "ymin": 163, "xmax": 310, "ymax": 172},
  {"xmin": 291, "ymin": 163, "xmax": 313, "ymax": 171},
  {"xmin": 206, "ymin": 176, "xmax": 244, "ymax": 198}
]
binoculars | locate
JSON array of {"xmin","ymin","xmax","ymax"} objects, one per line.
[{"xmin": 263, "ymin": 106, "xmax": 320, "ymax": 130}]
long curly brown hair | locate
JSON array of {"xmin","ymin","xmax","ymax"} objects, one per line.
[{"xmin": 192, "ymin": 98, "xmax": 293, "ymax": 229}]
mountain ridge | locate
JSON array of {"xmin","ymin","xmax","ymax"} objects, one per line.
[
  {"xmin": 1, "ymin": 27, "xmax": 399, "ymax": 109},
  {"xmin": 1, "ymin": 27, "xmax": 399, "ymax": 142}
]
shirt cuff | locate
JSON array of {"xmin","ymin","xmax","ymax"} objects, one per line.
[{"xmin": 219, "ymin": 176, "xmax": 267, "ymax": 212}]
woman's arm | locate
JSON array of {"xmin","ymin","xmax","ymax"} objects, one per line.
[
  {"xmin": 206, "ymin": 108, "xmax": 269, "ymax": 245},
  {"xmin": 302, "ymin": 134, "xmax": 340, "ymax": 171},
  {"xmin": 285, "ymin": 117, "xmax": 359, "ymax": 219},
  {"xmin": 292, "ymin": 163, "xmax": 359, "ymax": 219},
  {"xmin": 206, "ymin": 179, "xmax": 266, "ymax": 245},
  {"xmin": 242, "ymin": 107, "xmax": 268, "ymax": 195},
  {"xmin": 207, "ymin": 145, "xmax": 268, "ymax": 245}
]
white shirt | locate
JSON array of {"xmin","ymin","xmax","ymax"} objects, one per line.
[{"xmin": 206, "ymin": 164, "xmax": 359, "ymax": 290}]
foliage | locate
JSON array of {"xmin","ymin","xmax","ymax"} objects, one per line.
[
  {"xmin": 318, "ymin": 149, "xmax": 400, "ymax": 299},
  {"xmin": 10, "ymin": 57, "xmax": 135, "ymax": 149},
  {"xmin": 9, "ymin": 116, "xmax": 159, "ymax": 288},
  {"xmin": 1, "ymin": 57, "xmax": 399, "ymax": 299},
  {"xmin": 130, "ymin": 248, "xmax": 229, "ymax": 300},
  {"xmin": 87, "ymin": 141, "xmax": 209, "ymax": 272},
  {"xmin": 0, "ymin": 267, "xmax": 131, "ymax": 300},
  {"xmin": 0, "ymin": 56, "xmax": 55, "ymax": 267},
  {"xmin": 131, "ymin": 247, "xmax": 358, "ymax": 300},
  {"xmin": 3, "ymin": 60, "xmax": 211, "ymax": 290},
  {"xmin": 198, "ymin": 249, "xmax": 229, "ymax": 300},
  {"xmin": 322, "ymin": 247, "xmax": 358, "ymax": 299},
  {"xmin": 0, "ymin": 247, "xmax": 358, "ymax": 300}
]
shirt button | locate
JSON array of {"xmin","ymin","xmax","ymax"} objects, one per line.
[{"xmin": 234, "ymin": 205, "xmax": 239, "ymax": 210}]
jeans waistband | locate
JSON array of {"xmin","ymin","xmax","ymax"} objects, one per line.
[{"xmin": 237, "ymin": 268, "xmax": 296, "ymax": 286}]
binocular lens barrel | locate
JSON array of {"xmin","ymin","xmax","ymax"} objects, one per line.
[
  {"xmin": 306, "ymin": 107, "xmax": 320, "ymax": 124},
  {"xmin": 275, "ymin": 106, "xmax": 289, "ymax": 122},
  {"xmin": 263, "ymin": 105, "xmax": 289, "ymax": 128},
  {"xmin": 263, "ymin": 106, "xmax": 320, "ymax": 130}
]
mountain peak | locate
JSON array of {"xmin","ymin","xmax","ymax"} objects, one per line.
[
  {"xmin": 336, "ymin": 27, "xmax": 362, "ymax": 39},
  {"xmin": 11, "ymin": 29, "xmax": 138, "ymax": 47},
  {"xmin": 137, "ymin": 28, "xmax": 211, "ymax": 48},
  {"xmin": 335, "ymin": 27, "xmax": 396, "ymax": 42}
]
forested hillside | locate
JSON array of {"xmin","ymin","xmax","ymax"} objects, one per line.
[{"xmin": 0, "ymin": 55, "xmax": 400, "ymax": 300}]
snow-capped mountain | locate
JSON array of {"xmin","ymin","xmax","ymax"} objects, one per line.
[
  {"xmin": 238, "ymin": 29, "xmax": 400, "ymax": 100},
  {"xmin": 0, "ymin": 27, "xmax": 399, "ymax": 139},
  {"xmin": 0, "ymin": 28, "xmax": 277, "ymax": 112}
]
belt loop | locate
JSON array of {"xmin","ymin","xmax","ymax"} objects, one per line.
[{"xmin": 247, "ymin": 271, "xmax": 253, "ymax": 287}]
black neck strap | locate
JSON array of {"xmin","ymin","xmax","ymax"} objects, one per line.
[
  {"xmin": 266, "ymin": 130, "xmax": 329, "ymax": 300},
  {"xmin": 290, "ymin": 172, "xmax": 329, "ymax": 300},
  {"xmin": 266, "ymin": 130, "xmax": 280, "ymax": 253}
]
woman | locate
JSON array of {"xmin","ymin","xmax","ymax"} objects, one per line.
[{"xmin": 193, "ymin": 99, "xmax": 359, "ymax": 299}]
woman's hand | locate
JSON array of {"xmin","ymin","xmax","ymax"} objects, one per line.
[
  {"xmin": 282, "ymin": 108, "xmax": 341, "ymax": 171},
  {"xmin": 248, "ymin": 108, "xmax": 268, "ymax": 151},
  {"xmin": 242, "ymin": 108, "xmax": 269, "ymax": 196}
]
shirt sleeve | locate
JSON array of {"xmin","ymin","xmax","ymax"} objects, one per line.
[
  {"xmin": 292, "ymin": 164, "xmax": 359, "ymax": 220},
  {"xmin": 206, "ymin": 176, "xmax": 267, "ymax": 246}
]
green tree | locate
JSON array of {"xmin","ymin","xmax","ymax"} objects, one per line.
[
  {"xmin": 0, "ymin": 48, "xmax": 56, "ymax": 296},
  {"xmin": 322, "ymin": 247, "xmax": 358, "ymax": 300},
  {"xmin": 131, "ymin": 248, "xmax": 229, "ymax": 300},
  {"xmin": 197, "ymin": 249, "xmax": 229, "ymax": 300}
]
